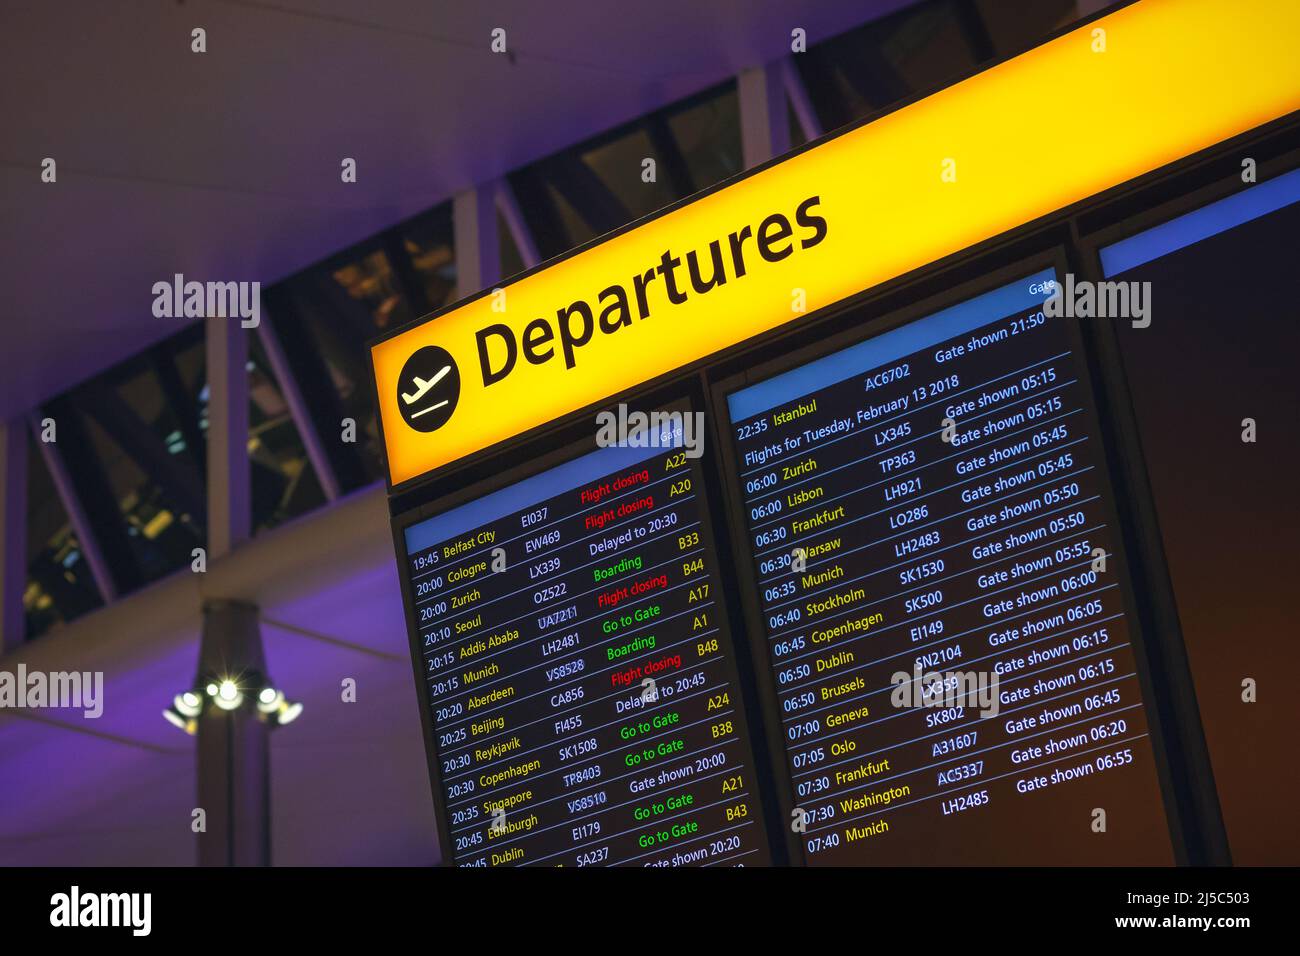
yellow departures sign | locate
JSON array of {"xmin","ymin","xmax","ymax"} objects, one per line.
[{"xmin": 372, "ymin": 0, "xmax": 1300, "ymax": 487}]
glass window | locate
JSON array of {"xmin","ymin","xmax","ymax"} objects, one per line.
[
  {"xmin": 508, "ymin": 81, "xmax": 742, "ymax": 261},
  {"xmin": 24, "ymin": 433, "xmax": 103, "ymax": 640},
  {"xmin": 796, "ymin": 1, "xmax": 975, "ymax": 130},
  {"xmin": 796, "ymin": 0, "xmax": 1106, "ymax": 134},
  {"xmin": 263, "ymin": 277, "xmax": 386, "ymax": 491},
  {"xmin": 41, "ymin": 330, "xmax": 208, "ymax": 593},
  {"xmin": 397, "ymin": 203, "xmax": 458, "ymax": 315},
  {"xmin": 976, "ymin": 0, "xmax": 1108, "ymax": 58},
  {"xmin": 261, "ymin": 206, "xmax": 458, "ymax": 495},
  {"xmin": 83, "ymin": 408, "xmax": 204, "ymax": 586},
  {"xmin": 330, "ymin": 247, "xmax": 416, "ymax": 334},
  {"xmin": 665, "ymin": 83, "xmax": 742, "ymax": 192},
  {"xmin": 545, "ymin": 180, "xmax": 600, "ymax": 249},
  {"xmin": 27, "ymin": 318, "xmax": 337, "ymax": 615},
  {"xmin": 248, "ymin": 334, "xmax": 327, "ymax": 533},
  {"xmin": 882, "ymin": 1, "xmax": 978, "ymax": 94},
  {"xmin": 582, "ymin": 128, "xmax": 679, "ymax": 222}
]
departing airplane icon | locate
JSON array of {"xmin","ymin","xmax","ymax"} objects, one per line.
[
  {"xmin": 397, "ymin": 345, "xmax": 460, "ymax": 432},
  {"xmin": 401, "ymin": 365, "xmax": 452, "ymax": 417}
]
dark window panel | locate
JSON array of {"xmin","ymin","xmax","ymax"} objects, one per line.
[
  {"xmin": 262, "ymin": 281, "xmax": 383, "ymax": 492},
  {"xmin": 507, "ymin": 160, "xmax": 578, "ymax": 262},
  {"xmin": 796, "ymin": 0, "xmax": 1105, "ymax": 136},
  {"xmin": 507, "ymin": 81, "xmax": 740, "ymax": 262},
  {"xmin": 546, "ymin": 152, "xmax": 633, "ymax": 238},
  {"xmin": 397, "ymin": 203, "xmax": 457, "ymax": 314},
  {"xmin": 80, "ymin": 410, "xmax": 203, "ymax": 585},
  {"xmin": 39, "ymin": 400, "xmax": 137, "ymax": 593},
  {"xmin": 975, "ymin": 0, "xmax": 1092, "ymax": 58},
  {"xmin": 794, "ymin": 4, "xmax": 918, "ymax": 130},
  {"xmin": 380, "ymin": 231, "xmax": 434, "ymax": 318},
  {"xmin": 248, "ymin": 333, "xmax": 327, "ymax": 534},
  {"xmin": 81, "ymin": 379, "xmax": 205, "ymax": 523},
  {"xmin": 148, "ymin": 336, "xmax": 206, "ymax": 473},
  {"xmin": 24, "ymin": 432, "xmax": 103, "ymax": 640},
  {"xmin": 543, "ymin": 175, "xmax": 601, "ymax": 248},
  {"xmin": 41, "ymin": 360, "xmax": 212, "ymax": 595},
  {"xmin": 663, "ymin": 82, "xmax": 741, "ymax": 191},
  {"xmin": 952, "ymin": 0, "xmax": 996, "ymax": 64},
  {"xmin": 329, "ymin": 246, "xmax": 416, "ymax": 334},
  {"xmin": 873, "ymin": 2, "xmax": 977, "ymax": 96},
  {"xmin": 581, "ymin": 126, "xmax": 680, "ymax": 222},
  {"xmin": 645, "ymin": 114, "xmax": 697, "ymax": 199}
]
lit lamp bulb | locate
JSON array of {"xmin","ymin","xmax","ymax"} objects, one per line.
[{"xmin": 214, "ymin": 679, "xmax": 243, "ymax": 711}]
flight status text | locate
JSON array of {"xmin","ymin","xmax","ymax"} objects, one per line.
[
  {"xmin": 404, "ymin": 429, "xmax": 772, "ymax": 866},
  {"xmin": 726, "ymin": 274, "xmax": 1173, "ymax": 865}
]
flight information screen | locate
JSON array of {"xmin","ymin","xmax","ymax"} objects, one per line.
[
  {"xmin": 725, "ymin": 270, "xmax": 1174, "ymax": 865},
  {"xmin": 401, "ymin": 410, "xmax": 772, "ymax": 866}
]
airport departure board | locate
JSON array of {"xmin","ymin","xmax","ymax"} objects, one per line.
[
  {"xmin": 400, "ymin": 412, "xmax": 772, "ymax": 866},
  {"xmin": 724, "ymin": 271, "xmax": 1174, "ymax": 865}
]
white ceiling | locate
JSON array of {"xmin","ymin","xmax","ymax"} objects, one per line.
[{"xmin": 0, "ymin": 0, "xmax": 911, "ymax": 417}]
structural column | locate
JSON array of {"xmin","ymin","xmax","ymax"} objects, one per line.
[
  {"xmin": 739, "ymin": 61, "xmax": 791, "ymax": 169},
  {"xmin": 206, "ymin": 316, "xmax": 250, "ymax": 560},
  {"xmin": 780, "ymin": 58, "xmax": 822, "ymax": 143},
  {"xmin": 494, "ymin": 179, "xmax": 542, "ymax": 270},
  {"xmin": 196, "ymin": 599, "xmax": 270, "ymax": 866},
  {"xmin": 452, "ymin": 182, "xmax": 503, "ymax": 299}
]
